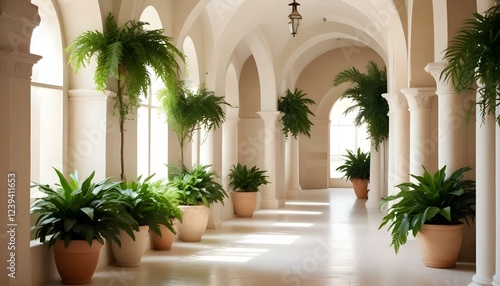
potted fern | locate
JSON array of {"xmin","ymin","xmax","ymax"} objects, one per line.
[
  {"xmin": 166, "ymin": 164, "xmax": 228, "ymax": 242},
  {"xmin": 228, "ymin": 163, "xmax": 270, "ymax": 218},
  {"xmin": 66, "ymin": 12, "xmax": 185, "ymax": 180},
  {"xmin": 30, "ymin": 169, "xmax": 138, "ymax": 284},
  {"xmin": 336, "ymin": 148, "xmax": 370, "ymax": 199},
  {"xmin": 277, "ymin": 88, "xmax": 316, "ymax": 139},
  {"xmin": 441, "ymin": 5, "xmax": 500, "ymax": 125},
  {"xmin": 378, "ymin": 166, "xmax": 475, "ymax": 268}
]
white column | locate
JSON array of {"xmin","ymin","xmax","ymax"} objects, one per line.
[
  {"xmin": 382, "ymin": 93, "xmax": 410, "ymax": 195},
  {"xmin": 365, "ymin": 141, "xmax": 381, "ymax": 208},
  {"xmin": 0, "ymin": 2, "xmax": 40, "ymax": 286},
  {"xmin": 401, "ymin": 88, "xmax": 436, "ymax": 177},
  {"xmin": 494, "ymin": 106, "xmax": 500, "ymax": 286},
  {"xmin": 222, "ymin": 107, "xmax": 240, "ymax": 218},
  {"xmin": 68, "ymin": 90, "xmax": 120, "ymax": 181},
  {"xmin": 425, "ymin": 62, "xmax": 469, "ymax": 172},
  {"xmin": 258, "ymin": 111, "xmax": 282, "ymax": 209},
  {"xmin": 286, "ymin": 137, "xmax": 302, "ymax": 199},
  {"xmin": 469, "ymin": 90, "xmax": 496, "ymax": 286}
]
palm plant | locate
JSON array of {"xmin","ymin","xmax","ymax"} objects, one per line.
[
  {"xmin": 378, "ymin": 165, "xmax": 475, "ymax": 254},
  {"xmin": 332, "ymin": 61, "xmax": 389, "ymax": 149},
  {"xmin": 65, "ymin": 12, "xmax": 185, "ymax": 180},
  {"xmin": 441, "ymin": 5, "xmax": 500, "ymax": 125},
  {"xmin": 277, "ymin": 88, "xmax": 316, "ymax": 139},
  {"xmin": 157, "ymin": 83, "xmax": 229, "ymax": 167}
]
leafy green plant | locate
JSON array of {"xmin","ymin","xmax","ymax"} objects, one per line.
[
  {"xmin": 30, "ymin": 169, "xmax": 139, "ymax": 249},
  {"xmin": 166, "ymin": 164, "xmax": 228, "ymax": 207},
  {"xmin": 228, "ymin": 163, "xmax": 270, "ymax": 192},
  {"xmin": 158, "ymin": 83, "xmax": 229, "ymax": 167},
  {"xmin": 333, "ymin": 61, "xmax": 389, "ymax": 149},
  {"xmin": 335, "ymin": 148, "xmax": 370, "ymax": 181},
  {"xmin": 277, "ymin": 88, "xmax": 316, "ymax": 139},
  {"xmin": 378, "ymin": 165, "xmax": 476, "ymax": 253},
  {"xmin": 120, "ymin": 175, "xmax": 183, "ymax": 236},
  {"xmin": 66, "ymin": 12, "xmax": 185, "ymax": 180},
  {"xmin": 441, "ymin": 5, "xmax": 500, "ymax": 125}
]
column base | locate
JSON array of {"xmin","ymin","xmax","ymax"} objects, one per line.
[
  {"xmin": 261, "ymin": 198, "xmax": 284, "ymax": 209},
  {"xmin": 492, "ymin": 275, "xmax": 500, "ymax": 286},
  {"xmin": 286, "ymin": 188, "xmax": 300, "ymax": 200},
  {"xmin": 365, "ymin": 199, "xmax": 381, "ymax": 209},
  {"xmin": 469, "ymin": 275, "xmax": 493, "ymax": 286}
]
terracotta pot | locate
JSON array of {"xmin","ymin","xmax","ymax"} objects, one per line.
[
  {"xmin": 416, "ymin": 224, "xmax": 465, "ymax": 268},
  {"xmin": 351, "ymin": 178, "xmax": 369, "ymax": 199},
  {"xmin": 111, "ymin": 225, "xmax": 150, "ymax": 267},
  {"xmin": 53, "ymin": 239, "xmax": 103, "ymax": 285},
  {"xmin": 178, "ymin": 205, "xmax": 209, "ymax": 242},
  {"xmin": 151, "ymin": 221, "xmax": 179, "ymax": 250},
  {"xmin": 232, "ymin": 192, "xmax": 257, "ymax": 218}
]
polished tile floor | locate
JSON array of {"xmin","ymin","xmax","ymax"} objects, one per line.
[{"xmin": 46, "ymin": 188, "xmax": 475, "ymax": 286}]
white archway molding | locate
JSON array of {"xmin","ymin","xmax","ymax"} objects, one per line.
[
  {"xmin": 183, "ymin": 36, "xmax": 201, "ymax": 88},
  {"xmin": 316, "ymin": 87, "xmax": 343, "ymax": 121},
  {"xmin": 244, "ymin": 31, "xmax": 278, "ymax": 111}
]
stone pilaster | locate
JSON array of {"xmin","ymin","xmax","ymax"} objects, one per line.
[
  {"xmin": 258, "ymin": 111, "xmax": 282, "ymax": 209},
  {"xmin": 286, "ymin": 137, "xmax": 302, "ymax": 199}
]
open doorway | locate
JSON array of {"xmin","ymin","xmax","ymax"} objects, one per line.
[{"xmin": 329, "ymin": 98, "xmax": 370, "ymax": 187}]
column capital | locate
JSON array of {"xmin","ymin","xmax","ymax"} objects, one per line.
[
  {"xmin": 382, "ymin": 93, "xmax": 408, "ymax": 113},
  {"xmin": 68, "ymin": 89, "xmax": 116, "ymax": 101},
  {"xmin": 0, "ymin": 50, "xmax": 40, "ymax": 78},
  {"xmin": 226, "ymin": 106, "xmax": 239, "ymax": 118},
  {"xmin": 425, "ymin": 62, "xmax": 454, "ymax": 92},
  {"xmin": 401, "ymin": 87, "xmax": 436, "ymax": 110}
]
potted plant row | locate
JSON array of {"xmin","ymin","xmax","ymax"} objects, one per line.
[
  {"xmin": 228, "ymin": 163, "xmax": 270, "ymax": 218},
  {"xmin": 378, "ymin": 165, "xmax": 475, "ymax": 268},
  {"xmin": 336, "ymin": 148, "xmax": 370, "ymax": 199},
  {"xmin": 30, "ymin": 169, "xmax": 184, "ymax": 283},
  {"xmin": 111, "ymin": 175, "xmax": 183, "ymax": 266}
]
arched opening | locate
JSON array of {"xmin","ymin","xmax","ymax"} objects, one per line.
[
  {"xmin": 329, "ymin": 98, "xmax": 370, "ymax": 185},
  {"xmin": 136, "ymin": 6, "xmax": 169, "ymax": 178}
]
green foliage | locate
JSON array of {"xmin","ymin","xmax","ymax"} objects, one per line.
[
  {"xmin": 158, "ymin": 83, "xmax": 230, "ymax": 167},
  {"xmin": 228, "ymin": 163, "xmax": 270, "ymax": 192},
  {"xmin": 166, "ymin": 164, "xmax": 228, "ymax": 207},
  {"xmin": 119, "ymin": 175, "xmax": 183, "ymax": 237},
  {"xmin": 335, "ymin": 148, "xmax": 370, "ymax": 181},
  {"xmin": 441, "ymin": 5, "xmax": 500, "ymax": 125},
  {"xmin": 66, "ymin": 12, "xmax": 185, "ymax": 179},
  {"xmin": 277, "ymin": 88, "xmax": 316, "ymax": 139},
  {"xmin": 30, "ymin": 169, "xmax": 139, "ymax": 249},
  {"xmin": 378, "ymin": 166, "xmax": 476, "ymax": 254},
  {"xmin": 333, "ymin": 61, "xmax": 389, "ymax": 149}
]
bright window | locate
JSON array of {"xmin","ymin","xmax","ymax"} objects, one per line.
[{"xmin": 329, "ymin": 98, "xmax": 370, "ymax": 178}]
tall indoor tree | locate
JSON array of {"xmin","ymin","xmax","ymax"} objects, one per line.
[
  {"xmin": 157, "ymin": 83, "xmax": 230, "ymax": 168},
  {"xmin": 66, "ymin": 12, "xmax": 185, "ymax": 180},
  {"xmin": 332, "ymin": 61, "xmax": 389, "ymax": 150},
  {"xmin": 441, "ymin": 4, "xmax": 500, "ymax": 126}
]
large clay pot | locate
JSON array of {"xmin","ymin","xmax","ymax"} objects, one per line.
[
  {"xmin": 111, "ymin": 225, "xmax": 150, "ymax": 267},
  {"xmin": 351, "ymin": 178, "xmax": 369, "ymax": 199},
  {"xmin": 178, "ymin": 205, "xmax": 209, "ymax": 242},
  {"xmin": 416, "ymin": 224, "xmax": 465, "ymax": 268},
  {"xmin": 53, "ymin": 239, "xmax": 103, "ymax": 285},
  {"xmin": 151, "ymin": 220, "xmax": 179, "ymax": 250},
  {"xmin": 232, "ymin": 192, "xmax": 257, "ymax": 218}
]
